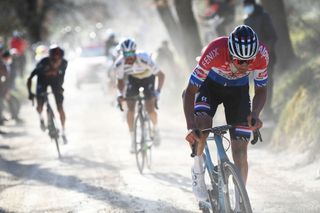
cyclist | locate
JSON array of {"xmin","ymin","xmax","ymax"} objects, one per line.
[
  {"xmin": 183, "ymin": 25, "xmax": 268, "ymax": 201},
  {"xmin": 115, "ymin": 38, "xmax": 165, "ymax": 153},
  {"xmin": 27, "ymin": 45, "xmax": 68, "ymax": 143}
]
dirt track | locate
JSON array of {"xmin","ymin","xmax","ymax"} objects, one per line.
[{"xmin": 0, "ymin": 72, "xmax": 319, "ymax": 212}]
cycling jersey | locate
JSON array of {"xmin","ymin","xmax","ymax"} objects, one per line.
[
  {"xmin": 114, "ymin": 51, "xmax": 160, "ymax": 79},
  {"xmin": 30, "ymin": 57, "xmax": 68, "ymax": 86},
  {"xmin": 29, "ymin": 57, "xmax": 68, "ymax": 105},
  {"xmin": 189, "ymin": 37, "xmax": 269, "ymax": 88}
]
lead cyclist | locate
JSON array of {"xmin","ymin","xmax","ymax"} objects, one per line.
[{"xmin": 183, "ymin": 25, "xmax": 269, "ymax": 203}]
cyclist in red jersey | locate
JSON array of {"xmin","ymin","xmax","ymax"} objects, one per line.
[{"xmin": 183, "ymin": 25, "xmax": 268, "ymax": 201}]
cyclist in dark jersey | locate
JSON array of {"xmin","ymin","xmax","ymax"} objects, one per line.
[{"xmin": 27, "ymin": 45, "xmax": 68, "ymax": 142}]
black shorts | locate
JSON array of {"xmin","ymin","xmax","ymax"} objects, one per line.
[
  {"xmin": 194, "ymin": 78, "xmax": 251, "ymax": 140},
  {"xmin": 125, "ymin": 75, "xmax": 155, "ymax": 99},
  {"xmin": 36, "ymin": 82, "xmax": 64, "ymax": 106}
]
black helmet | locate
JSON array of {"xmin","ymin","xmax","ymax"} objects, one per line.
[
  {"xmin": 49, "ymin": 45, "xmax": 64, "ymax": 58},
  {"xmin": 228, "ymin": 25, "xmax": 259, "ymax": 60}
]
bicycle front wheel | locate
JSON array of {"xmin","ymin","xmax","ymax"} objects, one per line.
[
  {"xmin": 134, "ymin": 113, "xmax": 146, "ymax": 174},
  {"xmin": 222, "ymin": 161, "xmax": 252, "ymax": 213},
  {"xmin": 49, "ymin": 118, "xmax": 61, "ymax": 159}
]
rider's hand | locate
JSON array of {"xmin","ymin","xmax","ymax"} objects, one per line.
[
  {"xmin": 117, "ymin": 95, "xmax": 124, "ymax": 103},
  {"xmin": 247, "ymin": 114, "xmax": 263, "ymax": 131},
  {"xmin": 185, "ymin": 129, "xmax": 201, "ymax": 145},
  {"xmin": 28, "ymin": 92, "xmax": 35, "ymax": 101}
]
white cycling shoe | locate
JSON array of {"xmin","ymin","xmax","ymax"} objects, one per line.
[{"xmin": 191, "ymin": 168, "xmax": 208, "ymax": 201}]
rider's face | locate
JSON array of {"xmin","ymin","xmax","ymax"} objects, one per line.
[
  {"xmin": 123, "ymin": 51, "xmax": 136, "ymax": 65},
  {"xmin": 50, "ymin": 54, "xmax": 62, "ymax": 67},
  {"xmin": 231, "ymin": 56, "xmax": 254, "ymax": 73}
]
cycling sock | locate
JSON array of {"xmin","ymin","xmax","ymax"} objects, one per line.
[
  {"xmin": 193, "ymin": 154, "xmax": 204, "ymax": 173},
  {"xmin": 130, "ymin": 131, "xmax": 134, "ymax": 142}
]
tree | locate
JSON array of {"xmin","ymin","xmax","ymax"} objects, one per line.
[
  {"xmin": 155, "ymin": 0, "xmax": 203, "ymax": 70},
  {"xmin": 261, "ymin": 0, "xmax": 296, "ymax": 69},
  {"xmin": 0, "ymin": 0, "xmax": 109, "ymax": 44}
]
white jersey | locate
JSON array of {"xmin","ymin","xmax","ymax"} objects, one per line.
[{"xmin": 114, "ymin": 51, "xmax": 160, "ymax": 79}]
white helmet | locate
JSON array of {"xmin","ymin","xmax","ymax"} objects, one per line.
[
  {"xmin": 120, "ymin": 38, "xmax": 137, "ymax": 53},
  {"xmin": 228, "ymin": 25, "xmax": 259, "ymax": 60}
]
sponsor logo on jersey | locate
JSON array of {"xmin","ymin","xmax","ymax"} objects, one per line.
[
  {"xmin": 257, "ymin": 70, "xmax": 268, "ymax": 79},
  {"xmin": 258, "ymin": 46, "xmax": 269, "ymax": 64},
  {"xmin": 201, "ymin": 48, "xmax": 219, "ymax": 67},
  {"xmin": 192, "ymin": 66, "xmax": 208, "ymax": 81}
]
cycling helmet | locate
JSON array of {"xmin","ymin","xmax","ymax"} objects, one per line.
[
  {"xmin": 120, "ymin": 38, "xmax": 137, "ymax": 53},
  {"xmin": 49, "ymin": 45, "xmax": 64, "ymax": 57},
  {"xmin": 228, "ymin": 25, "xmax": 259, "ymax": 60}
]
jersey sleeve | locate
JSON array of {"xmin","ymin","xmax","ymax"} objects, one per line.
[
  {"xmin": 140, "ymin": 52, "xmax": 161, "ymax": 75},
  {"xmin": 189, "ymin": 65, "xmax": 209, "ymax": 88},
  {"xmin": 114, "ymin": 58, "xmax": 124, "ymax": 79},
  {"xmin": 253, "ymin": 45, "xmax": 269, "ymax": 87},
  {"xmin": 188, "ymin": 40, "xmax": 221, "ymax": 87}
]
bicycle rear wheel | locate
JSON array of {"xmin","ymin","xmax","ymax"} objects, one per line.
[
  {"xmin": 221, "ymin": 161, "xmax": 252, "ymax": 213},
  {"xmin": 134, "ymin": 114, "xmax": 146, "ymax": 174}
]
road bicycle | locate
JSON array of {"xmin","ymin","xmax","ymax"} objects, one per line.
[
  {"xmin": 33, "ymin": 92, "xmax": 62, "ymax": 158},
  {"xmin": 191, "ymin": 124, "xmax": 262, "ymax": 213},
  {"xmin": 119, "ymin": 88, "xmax": 155, "ymax": 174}
]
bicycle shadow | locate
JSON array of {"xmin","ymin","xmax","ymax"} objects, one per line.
[
  {"xmin": 146, "ymin": 172, "xmax": 191, "ymax": 193},
  {"xmin": 0, "ymin": 156, "xmax": 193, "ymax": 212},
  {"xmin": 59, "ymin": 155, "xmax": 118, "ymax": 171},
  {"xmin": 0, "ymin": 130, "xmax": 28, "ymax": 139}
]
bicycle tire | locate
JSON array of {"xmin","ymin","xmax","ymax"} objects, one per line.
[
  {"xmin": 221, "ymin": 161, "xmax": 252, "ymax": 213},
  {"xmin": 144, "ymin": 117, "xmax": 152, "ymax": 169},
  {"xmin": 47, "ymin": 108, "xmax": 61, "ymax": 158},
  {"xmin": 134, "ymin": 113, "xmax": 146, "ymax": 174}
]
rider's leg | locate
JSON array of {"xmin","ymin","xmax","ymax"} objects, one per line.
[
  {"xmin": 54, "ymin": 90, "xmax": 65, "ymax": 130},
  {"xmin": 126, "ymin": 100, "xmax": 136, "ymax": 152},
  {"xmin": 231, "ymin": 139, "xmax": 249, "ymax": 185},
  {"xmin": 145, "ymin": 97, "xmax": 157, "ymax": 126},
  {"xmin": 126, "ymin": 100, "xmax": 136, "ymax": 132},
  {"xmin": 57, "ymin": 104, "xmax": 66, "ymax": 130},
  {"xmin": 224, "ymin": 84, "xmax": 251, "ymax": 185},
  {"xmin": 36, "ymin": 99, "xmax": 45, "ymax": 131}
]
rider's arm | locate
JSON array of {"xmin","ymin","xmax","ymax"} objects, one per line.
[
  {"xmin": 117, "ymin": 78, "xmax": 125, "ymax": 96},
  {"xmin": 59, "ymin": 60, "xmax": 68, "ymax": 86},
  {"xmin": 183, "ymin": 83, "xmax": 198, "ymax": 130},
  {"xmin": 252, "ymin": 85, "xmax": 267, "ymax": 118},
  {"xmin": 155, "ymin": 70, "xmax": 165, "ymax": 92},
  {"xmin": 27, "ymin": 70, "xmax": 37, "ymax": 94}
]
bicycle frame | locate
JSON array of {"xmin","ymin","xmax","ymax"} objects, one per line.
[
  {"xmin": 39, "ymin": 92, "xmax": 61, "ymax": 158},
  {"xmin": 192, "ymin": 125, "xmax": 254, "ymax": 213},
  {"xmin": 202, "ymin": 133, "xmax": 230, "ymax": 212}
]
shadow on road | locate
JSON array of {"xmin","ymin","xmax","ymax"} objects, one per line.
[
  {"xmin": 60, "ymin": 155, "xmax": 118, "ymax": 171},
  {"xmin": 0, "ymin": 156, "xmax": 193, "ymax": 212}
]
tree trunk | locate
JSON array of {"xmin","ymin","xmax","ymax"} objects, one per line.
[
  {"xmin": 261, "ymin": 0, "xmax": 296, "ymax": 69},
  {"xmin": 174, "ymin": 0, "xmax": 203, "ymax": 70},
  {"xmin": 154, "ymin": 0, "xmax": 184, "ymax": 55}
]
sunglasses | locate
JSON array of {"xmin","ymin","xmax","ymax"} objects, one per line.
[
  {"xmin": 123, "ymin": 51, "xmax": 136, "ymax": 58},
  {"xmin": 232, "ymin": 57, "xmax": 254, "ymax": 66}
]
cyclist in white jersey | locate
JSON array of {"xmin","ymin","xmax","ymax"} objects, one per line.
[{"xmin": 114, "ymin": 38, "xmax": 165, "ymax": 153}]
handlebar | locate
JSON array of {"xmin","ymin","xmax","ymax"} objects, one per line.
[
  {"xmin": 190, "ymin": 121, "xmax": 263, "ymax": 157},
  {"xmin": 117, "ymin": 96, "xmax": 159, "ymax": 112}
]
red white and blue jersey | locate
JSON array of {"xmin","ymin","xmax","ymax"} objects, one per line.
[{"xmin": 189, "ymin": 37, "xmax": 269, "ymax": 88}]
